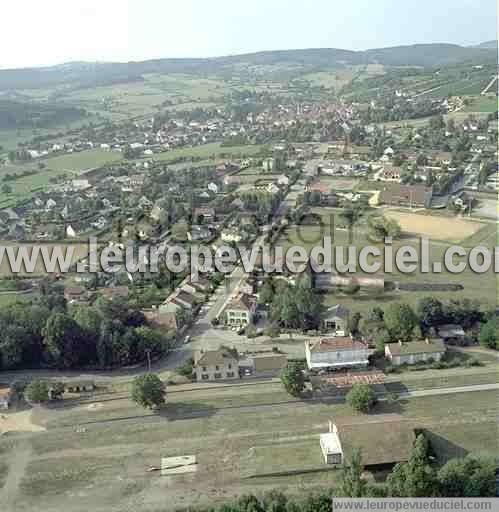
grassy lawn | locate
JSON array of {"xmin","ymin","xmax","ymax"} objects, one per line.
[
  {"xmin": 276, "ymin": 213, "xmax": 497, "ymax": 315},
  {"xmin": 462, "ymin": 95, "xmax": 498, "ymax": 113},
  {"xmin": 0, "ymin": 149, "xmax": 122, "ymax": 206},
  {"xmin": 7, "ymin": 388, "xmax": 495, "ymax": 510},
  {"xmin": 149, "ymin": 143, "xmax": 264, "ymax": 163},
  {"xmin": 385, "ymin": 370, "xmax": 498, "ymax": 393}
]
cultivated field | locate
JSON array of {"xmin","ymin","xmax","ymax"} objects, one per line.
[{"xmin": 385, "ymin": 210, "xmax": 485, "ymax": 242}]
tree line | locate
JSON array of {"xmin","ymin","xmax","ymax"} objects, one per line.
[{"xmin": 0, "ymin": 286, "xmax": 174, "ymax": 371}]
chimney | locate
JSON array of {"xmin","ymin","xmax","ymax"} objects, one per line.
[
  {"xmin": 425, "ymin": 337, "xmax": 430, "ymax": 345},
  {"xmin": 398, "ymin": 340, "xmax": 403, "ymax": 346}
]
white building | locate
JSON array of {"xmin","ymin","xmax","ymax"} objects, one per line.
[{"xmin": 305, "ymin": 337, "xmax": 372, "ymax": 370}]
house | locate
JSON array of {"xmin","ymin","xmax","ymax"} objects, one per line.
[
  {"xmin": 221, "ymin": 229, "xmax": 243, "ymax": 243},
  {"xmin": 207, "ymin": 182, "xmax": 219, "ymax": 194},
  {"xmin": 385, "ymin": 339, "xmax": 446, "ymax": 366},
  {"xmin": 305, "ymin": 337, "xmax": 372, "ymax": 370},
  {"xmin": 276, "ymin": 175, "xmax": 290, "ymax": 186},
  {"xmin": 188, "ymin": 225, "xmax": 212, "ymax": 241},
  {"xmin": 437, "ymin": 324, "xmax": 465, "ymax": 345},
  {"xmin": 379, "ymin": 166, "xmax": 402, "ymax": 182},
  {"xmin": 267, "ymin": 183, "xmax": 280, "ymax": 194},
  {"xmin": 378, "ymin": 183, "xmax": 433, "ymax": 208},
  {"xmin": 322, "ymin": 305, "xmax": 350, "ymax": 334},
  {"xmin": 194, "ymin": 348, "xmax": 239, "ymax": 381},
  {"xmin": 66, "ymin": 225, "xmax": 77, "ymax": 238},
  {"xmin": 193, "ymin": 207, "xmax": 215, "ymax": 223},
  {"xmin": 0, "ymin": 388, "xmax": 12, "ymax": 409},
  {"xmin": 320, "ymin": 419, "xmax": 415, "ymax": 467},
  {"xmin": 223, "ymin": 293, "xmax": 256, "ymax": 326},
  {"xmin": 150, "ymin": 205, "xmax": 165, "ymax": 222},
  {"xmin": 64, "ymin": 286, "xmax": 89, "ymax": 303},
  {"xmin": 171, "ymin": 291, "xmax": 196, "ymax": 309}
]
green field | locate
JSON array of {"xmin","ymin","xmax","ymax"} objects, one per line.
[
  {"xmin": 0, "ymin": 384, "xmax": 495, "ymax": 511},
  {"xmin": 463, "ymin": 95, "xmax": 498, "ymax": 113},
  {"xmin": 276, "ymin": 209, "xmax": 497, "ymax": 315},
  {"xmin": 0, "ymin": 149, "xmax": 123, "ymax": 206},
  {"xmin": 149, "ymin": 142, "xmax": 265, "ymax": 163}
]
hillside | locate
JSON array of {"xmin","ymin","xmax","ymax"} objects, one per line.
[
  {"xmin": 0, "ymin": 43, "xmax": 496, "ymax": 91},
  {"xmin": 473, "ymin": 40, "xmax": 497, "ymax": 49}
]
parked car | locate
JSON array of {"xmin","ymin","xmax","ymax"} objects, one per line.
[{"xmin": 184, "ymin": 335, "xmax": 191, "ymax": 344}]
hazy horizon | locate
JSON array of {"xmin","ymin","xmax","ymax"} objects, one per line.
[{"xmin": 1, "ymin": 0, "xmax": 496, "ymax": 70}]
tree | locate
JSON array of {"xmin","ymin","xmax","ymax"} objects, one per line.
[
  {"xmin": 346, "ymin": 383, "xmax": 376, "ymax": 413},
  {"xmin": 49, "ymin": 381, "xmax": 65, "ymax": 400},
  {"xmin": 368, "ymin": 216, "xmax": 401, "ymax": 242},
  {"xmin": 339, "ymin": 449, "xmax": 367, "ymax": 497},
  {"xmin": 264, "ymin": 323, "xmax": 281, "ymax": 339},
  {"xmin": 25, "ymin": 380, "xmax": 49, "ymax": 403},
  {"xmin": 417, "ymin": 297, "xmax": 444, "ymax": 331},
  {"xmin": 387, "ymin": 434, "xmax": 436, "ymax": 497},
  {"xmin": 384, "ymin": 303, "xmax": 417, "ymax": 342},
  {"xmin": 437, "ymin": 456, "xmax": 496, "ymax": 497},
  {"xmin": 347, "ymin": 312, "xmax": 362, "ymax": 335},
  {"xmin": 479, "ymin": 318, "xmax": 498, "ymax": 350},
  {"xmin": 341, "ymin": 207, "xmax": 361, "ymax": 244},
  {"xmin": 131, "ymin": 373, "xmax": 166, "ymax": 409},
  {"xmin": 279, "ymin": 362, "xmax": 305, "ymax": 397},
  {"xmin": 258, "ymin": 281, "xmax": 275, "ymax": 305},
  {"xmin": 176, "ymin": 358, "xmax": 194, "ymax": 378},
  {"xmin": 42, "ymin": 312, "xmax": 89, "ymax": 368},
  {"xmin": 1, "ymin": 183, "xmax": 12, "ymax": 195}
]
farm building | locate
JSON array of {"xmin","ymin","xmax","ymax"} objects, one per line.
[
  {"xmin": 385, "ymin": 339, "xmax": 446, "ymax": 366},
  {"xmin": 320, "ymin": 419, "xmax": 416, "ymax": 467},
  {"xmin": 305, "ymin": 336, "xmax": 373, "ymax": 370}
]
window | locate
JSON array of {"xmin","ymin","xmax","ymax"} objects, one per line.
[
  {"xmin": 201, "ymin": 374, "xmax": 209, "ymax": 380},
  {"xmin": 202, "ymin": 366, "xmax": 207, "ymax": 372},
  {"xmin": 228, "ymin": 364, "xmax": 232, "ymax": 369},
  {"xmin": 214, "ymin": 373, "xmax": 222, "ymax": 379},
  {"xmin": 215, "ymin": 365, "xmax": 219, "ymax": 370},
  {"xmin": 226, "ymin": 372, "xmax": 234, "ymax": 378}
]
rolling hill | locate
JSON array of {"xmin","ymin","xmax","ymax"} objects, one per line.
[{"xmin": 0, "ymin": 43, "xmax": 496, "ymax": 91}]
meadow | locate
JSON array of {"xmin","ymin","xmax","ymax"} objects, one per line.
[
  {"xmin": 276, "ymin": 207, "xmax": 497, "ymax": 315},
  {"xmin": 1, "ymin": 386, "xmax": 496, "ymax": 512},
  {"xmin": 0, "ymin": 149, "xmax": 123, "ymax": 207}
]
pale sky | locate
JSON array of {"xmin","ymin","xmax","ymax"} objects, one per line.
[{"xmin": 0, "ymin": 0, "xmax": 496, "ymax": 69}]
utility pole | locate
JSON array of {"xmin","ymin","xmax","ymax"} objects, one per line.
[{"xmin": 146, "ymin": 349, "xmax": 151, "ymax": 372}]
